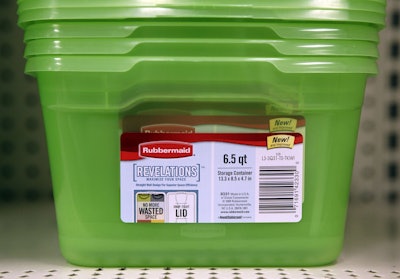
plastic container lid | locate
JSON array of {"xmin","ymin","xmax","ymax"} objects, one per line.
[
  {"xmin": 23, "ymin": 38, "xmax": 379, "ymax": 58},
  {"xmin": 23, "ymin": 22, "xmax": 381, "ymax": 42},
  {"xmin": 17, "ymin": 0, "xmax": 385, "ymax": 13},
  {"xmin": 25, "ymin": 55, "xmax": 378, "ymax": 74},
  {"xmin": 18, "ymin": 8, "xmax": 386, "ymax": 28}
]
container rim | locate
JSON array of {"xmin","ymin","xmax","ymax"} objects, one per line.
[
  {"xmin": 22, "ymin": 21, "xmax": 381, "ymax": 42},
  {"xmin": 17, "ymin": 0, "xmax": 386, "ymax": 12},
  {"xmin": 25, "ymin": 55, "xmax": 378, "ymax": 74},
  {"xmin": 23, "ymin": 38, "xmax": 379, "ymax": 58},
  {"xmin": 17, "ymin": 7, "xmax": 387, "ymax": 28}
]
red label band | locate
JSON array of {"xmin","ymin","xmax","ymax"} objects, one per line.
[{"xmin": 121, "ymin": 133, "xmax": 303, "ymax": 161}]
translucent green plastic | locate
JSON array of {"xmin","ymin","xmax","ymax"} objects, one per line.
[
  {"xmin": 23, "ymin": 22, "xmax": 381, "ymax": 42},
  {"xmin": 18, "ymin": 8, "xmax": 386, "ymax": 28},
  {"xmin": 16, "ymin": 0, "xmax": 385, "ymax": 265},
  {"xmin": 26, "ymin": 55, "xmax": 378, "ymax": 76},
  {"xmin": 25, "ymin": 54, "xmax": 376, "ymax": 266},
  {"xmin": 17, "ymin": 0, "xmax": 385, "ymax": 12},
  {"xmin": 24, "ymin": 38, "xmax": 379, "ymax": 58}
]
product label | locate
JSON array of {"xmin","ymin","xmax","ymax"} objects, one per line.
[{"xmin": 120, "ymin": 116, "xmax": 304, "ymax": 223}]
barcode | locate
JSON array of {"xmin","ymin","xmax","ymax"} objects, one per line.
[{"xmin": 259, "ymin": 166, "xmax": 297, "ymax": 214}]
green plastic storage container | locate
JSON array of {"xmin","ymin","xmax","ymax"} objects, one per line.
[
  {"xmin": 25, "ymin": 55, "xmax": 377, "ymax": 266},
  {"xmin": 17, "ymin": 0, "xmax": 385, "ymax": 267}
]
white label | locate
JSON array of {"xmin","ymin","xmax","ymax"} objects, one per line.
[{"xmin": 120, "ymin": 132, "xmax": 303, "ymax": 223}]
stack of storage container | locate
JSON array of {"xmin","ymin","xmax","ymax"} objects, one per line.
[{"xmin": 17, "ymin": 0, "xmax": 386, "ymax": 267}]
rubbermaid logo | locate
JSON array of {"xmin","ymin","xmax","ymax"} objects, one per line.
[{"xmin": 139, "ymin": 141, "xmax": 193, "ymax": 159}]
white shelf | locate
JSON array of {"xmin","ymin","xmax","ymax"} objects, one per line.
[{"xmin": 0, "ymin": 202, "xmax": 398, "ymax": 279}]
